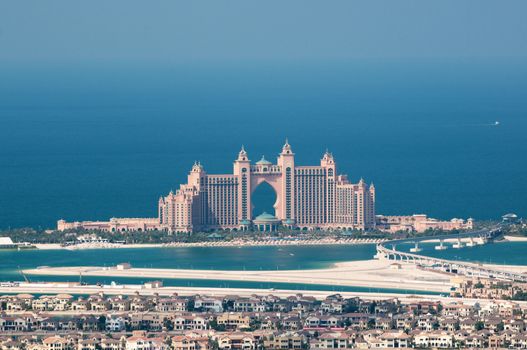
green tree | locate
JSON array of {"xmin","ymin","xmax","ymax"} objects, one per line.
[
  {"xmin": 367, "ymin": 319, "xmax": 376, "ymax": 329},
  {"xmin": 97, "ymin": 315, "xmax": 107, "ymax": 331},
  {"xmin": 209, "ymin": 319, "xmax": 226, "ymax": 331},
  {"xmin": 368, "ymin": 301, "xmax": 377, "ymax": 314},
  {"xmin": 163, "ymin": 318, "xmax": 174, "ymax": 331}
]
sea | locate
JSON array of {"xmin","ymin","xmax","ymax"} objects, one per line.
[{"xmin": 1, "ymin": 59, "xmax": 526, "ymax": 230}]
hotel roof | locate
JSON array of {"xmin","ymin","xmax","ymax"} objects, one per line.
[
  {"xmin": 256, "ymin": 155, "xmax": 272, "ymax": 165},
  {"xmin": 253, "ymin": 212, "xmax": 280, "ymax": 223}
]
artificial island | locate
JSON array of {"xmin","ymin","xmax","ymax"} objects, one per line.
[{"xmin": 57, "ymin": 140, "xmax": 471, "ymax": 234}]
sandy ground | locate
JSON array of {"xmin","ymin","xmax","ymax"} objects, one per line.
[
  {"xmin": 24, "ymin": 259, "xmax": 452, "ymax": 293},
  {"xmin": 32, "ymin": 236, "xmax": 527, "ymax": 250},
  {"xmin": 35, "ymin": 243, "xmax": 165, "ymax": 250},
  {"xmin": 502, "ymin": 235, "xmax": 527, "ymax": 242},
  {"xmin": 34, "ymin": 244, "xmax": 66, "ymax": 250},
  {"xmin": 33, "ymin": 238, "xmax": 385, "ymax": 250},
  {"xmin": 421, "ymin": 237, "xmax": 486, "ymax": 243},
  {"xmin": 419, "ymin": 236, "xmax": 527, "ymax": 244}
]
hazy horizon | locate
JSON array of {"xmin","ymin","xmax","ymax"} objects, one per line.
[{"xmin": 1, "ymin": 1, "xmax": 527, "ymax": 65}]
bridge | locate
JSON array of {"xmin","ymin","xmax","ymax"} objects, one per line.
[{"xmin": 375, "ymin": 226, "xmax": 527, "ymax": 283}]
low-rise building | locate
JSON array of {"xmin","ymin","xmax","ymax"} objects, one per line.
[
  {"xmin": 195, "ymin": 297, "xmax": 224, "ymax": 313},
  {"xmin": 376, "ymin": 214, "xmax": 473, "ymax": 233},
  {"xmin": 125, "ymin": 331, "xmax": 167, "ymax": 350},
  {"xmin": 217, "ymin": 313, "xmax": 251, "ymax": 331},
  {"xmin": 106, "ymin": 315, "xmax": 127, "ymax": 332},
  {"xmin": 156, "ymin": 297, "xmax": 188, "ymax": 312},
  {"xmin": 217, "ymin": 333, "xmax": 256, "ymax": 350},
  {"xmin": 263, "ymin": 332, "xmax": 305, "ymax": 350},
  {"xmin": 413, "ymin": 331, "xmax": 453, "ymax": 348}
]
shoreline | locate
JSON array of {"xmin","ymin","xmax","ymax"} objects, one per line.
[
  {"xmin": 33, "ymin": 237, "xmax": 386, "ymax": 250},
  {"xmin": 502, "ymin": 235, "xmax": 527, "ymax": 242},
  {"xmin": 0, "ymin": 282, "xmax": 443, "ymax": 301},
  {"xmin": 30, "ymin": 234, "xmax": 527, "ymax": 251},
  {"xmin": 3, "ymin": 282, "xmax": 527, "ymax": 307},
  {"xmin": 402, "ymin": 235, "xmax": 527, "ymax": 244}
]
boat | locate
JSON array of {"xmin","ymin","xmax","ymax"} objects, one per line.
[
  {"xmin": 435, "ymin": 241, "xmax": 448, "ymax": 250},
  {"xmin": 409, "ymin": 242, "xmax": 422, "ymax": 253},
  {"xmin": 452, "ymin": 238, "xmax": 465, "ymax": 249}
]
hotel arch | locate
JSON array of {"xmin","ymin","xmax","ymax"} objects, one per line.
[{"xmin": 158, "ymin": 141, "xmax": 375, "ymax": 233}]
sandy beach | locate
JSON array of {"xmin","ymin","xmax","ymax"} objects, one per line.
[
  {"xmin": 24, "ymin": 254, "xmax": 527, "ymax": 294},
  {"xmin": 502, "ymin": 235, "xmax": 527, "ymax": 242},
  {"xmin": 31, "ymin": 235, "xmax": 527, "ymax": 251},
  {"xmin": 421, "ymin": 237, "xmax": 486, "ymax": 243},
  {"xmin": 34, "ymin": 237, "xmax": 386, "ymax": 250},
  {"xmin": 24, "ymin": 259, "xmax": 452, "ymax": 293},
  {"xmin": 419, "ymin": 235, "xmax": 527, "ymax": 244}
]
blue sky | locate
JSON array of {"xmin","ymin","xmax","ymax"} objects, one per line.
[{"xmin": 1, "ymin": 1, "xmax": 526, "ymax": 64}]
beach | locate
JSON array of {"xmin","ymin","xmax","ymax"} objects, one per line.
[
  {"xmin": 417, "ymin": 235, "xmax": 527, "ymax": 244},
  {"xmin": 34, "ymin": 237, "xmax": 386, "ymax": 250},
  {"xmin": 0, "ymin": 281, "xmax": 439, "ymax": 301},
  {"xmin": 502, "ymin": 235, "xmax": 527, "ymax": 242}
]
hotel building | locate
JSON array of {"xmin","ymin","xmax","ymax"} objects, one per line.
[
  {"xmin": 58, "ymin": 141, "xmax": 376, "ymax": 233},
  {"xmin": 375, "ymin": 214, "xmax": 474, "ymax": 233}
]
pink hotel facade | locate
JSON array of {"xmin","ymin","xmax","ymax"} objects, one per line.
[{"xmin": 58, "ymin": 142, "xmax": 376, "ymax": 233}]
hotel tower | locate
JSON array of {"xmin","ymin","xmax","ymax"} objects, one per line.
[{"xmin": 157, "ymin": 141, "xmax": 375, "ymax": 233}]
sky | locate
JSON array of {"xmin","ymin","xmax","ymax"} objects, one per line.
[{"xmin": 1, "ymin": 1, "xmax": 527, "ymax": 64}]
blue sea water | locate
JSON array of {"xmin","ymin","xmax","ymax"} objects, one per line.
[{"xmin": 0, "ymin": 59, "xmax": 526, "ymax": 229}]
